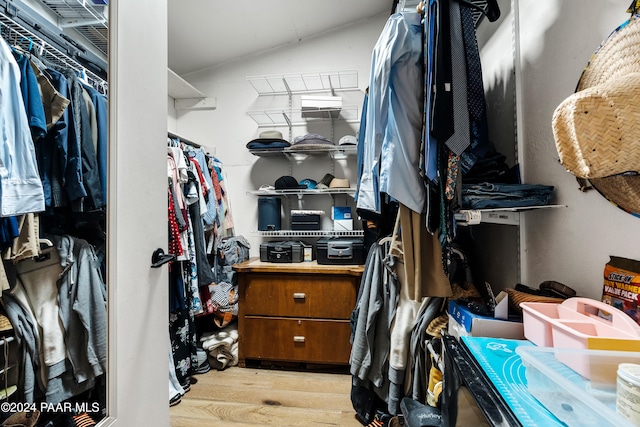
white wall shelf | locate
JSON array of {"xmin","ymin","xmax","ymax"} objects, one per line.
[
  {"xmin": 248, "ymin": 145, "xmax": 356, "ymax": 159},
  {"xmin": 247, "ymin": 70, "xmax": 358, "ymax": 95},
  {"xmin": 247, "ymin": 105, "xmax": 359, "ymax": 127},
  {"xmin": 168, "ymin": 68, "xmax": 216, "ymax": 111},
  {"xmin": 455, "ymin": 205, "xmax": 567, "ymax": 226}
]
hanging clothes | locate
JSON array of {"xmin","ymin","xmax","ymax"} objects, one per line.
[
  {"xmin": 357, "ymin": 12, "xmax": 426, "ymax": 217},
  {"xmin": 2, "ymin": 235, "xmax": 106, "ymax": 404},
  {"xmin": 0, "ymin": 38, "xmax": 45, "ymax": 217}
]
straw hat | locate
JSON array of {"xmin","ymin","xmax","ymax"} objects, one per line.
[
  {"xmin": 552, "ymin": 12, "xmax": 640, "ymax": 215},
  {"xmin": 0, "ymin": 312, "xmax": 12, "ymax": 332}
]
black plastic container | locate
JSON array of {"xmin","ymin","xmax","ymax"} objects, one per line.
[
  {"xmin": 260, "ymin": 241, "xmax": 305, "ymax": 263},
  {"xmin": 258, "ymin": 197, "xmax": 281, "ymax": 231},
  {"xmin": 316, "ymin": 237, "xmax": 365, "ymax": 265}
]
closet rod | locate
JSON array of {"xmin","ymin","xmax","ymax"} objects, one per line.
[
  {"xmin": 0, "ymin": 0, "xmax": 107, "ymax": 87},
  {"xmin": 0, "ymin": 12, "xmax": 107, "ymax": 92},
  {"xmin": 0, "ymin": 336, "xmax": 15, "ymax": 345},
  {"xmin": 168, "ymin": 132, "xmax": 202, "ymax": 149}
]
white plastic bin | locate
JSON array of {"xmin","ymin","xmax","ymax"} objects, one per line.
[{"xmin": 518, "ymin": 346, "xmax": 639, "ymax": 427}]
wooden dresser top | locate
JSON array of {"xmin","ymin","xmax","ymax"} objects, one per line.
[{"xmin": 232, "ymin": 257, "xmax": 364, "ymax": 276}]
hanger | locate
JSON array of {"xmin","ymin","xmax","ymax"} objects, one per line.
[
  {"xmin": 459, "ymin": 0, "xmax": 501, "ymax": 23},
  {"xmin": 39, "ymin": 238, "xmax": 54, "ymax": 249}
]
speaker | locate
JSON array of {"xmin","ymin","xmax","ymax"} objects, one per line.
[{"xmin": 258, "ymin": 197, "xmax": 281, "ymax": 231}]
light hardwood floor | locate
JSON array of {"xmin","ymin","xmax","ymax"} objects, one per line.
[{"xmin": 169, "ymin": 367, "xmax": 363, "ymax": 427}]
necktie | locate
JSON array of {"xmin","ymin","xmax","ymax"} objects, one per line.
[
  {"xmin": 443, "ymin": 0, "xmax": 470, "ymax": 156},
  {"xmin": 460, "ymin": 3, "xmax": 484, "ymax": 121},
  {"xmin": 431, "ymin": 0, "xmax": 454, "ymax": 142}
]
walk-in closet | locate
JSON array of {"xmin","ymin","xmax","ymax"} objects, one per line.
[{"xmin": 1, "ymin": 0, "xmax": 640, "ymax": 426}]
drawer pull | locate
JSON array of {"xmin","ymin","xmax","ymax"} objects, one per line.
[
  {"xmin": 293, "ymin": 293, "xmax": 306, "ymax": 300},
  {"xmin": 293, "ymin": 336, "xmax": 306, "ymax": 343}
]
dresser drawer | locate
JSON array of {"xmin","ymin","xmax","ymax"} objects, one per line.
[
  {"xmin": 241, "ymin": 273, "xmax": 357, "ymax": 319},
  {"xmin": 242, "ymin": 316, "xmax": 352, "ymax": 364}
]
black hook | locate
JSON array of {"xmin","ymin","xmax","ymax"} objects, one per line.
[{"xmin": 151, "ymin": 248, "xmax": 175, "ymax": 268}]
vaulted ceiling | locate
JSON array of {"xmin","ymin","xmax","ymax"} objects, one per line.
[{"xmin": 167, "ymin": 0, "xmax": 391, "ymax": 76}]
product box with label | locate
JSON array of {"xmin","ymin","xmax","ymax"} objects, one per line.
[
  {"xmin": 447, "ymin": 295, "xmax": 524, "ymax": 340},
  {"xmin": 601, "ymin": 256, "xmax": 640, "ymax": 327},
  {"xmin": 332, "ymin": 206, "xmax": 353, "ymax": 231}
]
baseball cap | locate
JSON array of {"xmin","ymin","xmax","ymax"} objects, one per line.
[
  {"xmin": 275, "ymin": 176, "xmax": 306, "ymax": 190},
  {"xmin": 299, "ymin": 179, "xmax": 317, "ymax": 189},
  {"xmin": 338, "ymin": 135, "xmax": 357, "ymax": 146},
  {"xmin": 316, "ymin": 173, "xmax": 335, "ymax": 189}
]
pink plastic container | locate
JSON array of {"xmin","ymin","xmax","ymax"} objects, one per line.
[{"xmin": 521, "ymin": 298, "xmax": 640, "ymax": 379}]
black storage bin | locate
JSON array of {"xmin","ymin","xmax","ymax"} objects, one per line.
[
  {"xmin": 316, "ymin": 237, "xmax": 365, "ymax": 265},
  {"xmin": 260, "ymin": 241, "xmax": 305, "ymax": 263},
  {"xmin": 258, "ymin": 197, "xmax": 281, "ymax": 231},
  {"xmin": 291, "ymin": 213, "xmax": 321, "ymax": 231}
]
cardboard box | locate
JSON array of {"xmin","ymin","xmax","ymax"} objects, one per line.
[
  {"xmin": 332, "ymin": 207, "xmax": 353, "ymax": 231},
  {"xmin": 447, "ymin": 295, "xmax": 524, "ymax": 340},
  {"xmin": 332, "ymin": 206, "xmax": 352, "ymax": 220},
  {"xmin": 601, "ymin": 256, "xmax": 640, "ymax": 327}
]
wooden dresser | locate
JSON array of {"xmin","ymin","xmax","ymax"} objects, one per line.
[{"xmin": 233, "ymin": 258, "xmax": 364, "ymax": 367}]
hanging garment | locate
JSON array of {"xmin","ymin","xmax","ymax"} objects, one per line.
[
  {"xmin": 186, "ymin": 149, "xmax": 217, "ymax": 229},
  {"xmin": 12, "ymin": 50, "xmax": 47, "ymax": 143},
  {"xmin": 43, "ymin": 68, "xmax": 85, "ymax": 208},
  {"xmin": 350, "ymin": 240, "xmax": 399, "ymax": 400},
  {"xmin": 81, "ymin": 84, "xmax": 107, "ymax": 206},
  {"xmin": 185, "ymin": 170, "xmax": 216, "ymax": 287},
  {"xmin": 0, "ymin": 38, "xmax": 45, "ymax": 217},
  {"xmin": 3, "ymin": 235, "xmax": 106, "ymax": 404},
  {"xmin": 358, "ymin": 12, "xmax": 426, "ymax": 216},
  {"xmin": 31, "ymin": 62, "xmax": 70, "ymax": 208},
  {"xmin": 169, "ymin": 265, "xmax": 197, "ymax": 390},
  {"xmin": 66, "ymin": 72, "xmax": 103, "ymax": 211},
  {"xmin": 32, "ymin": 59, "xmax": 69, "ymax": 132},
  {"xmin": 386, "ymin": 206, "xmax": 450, "ymax": 414},
  {"xmin": 14, "ymin": 247, "xmax": 66, "ymax": 371}
]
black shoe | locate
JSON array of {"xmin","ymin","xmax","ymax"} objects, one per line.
[{"xmin": 400, "ymin": 397, "xmax": 442, "ymax": 427}]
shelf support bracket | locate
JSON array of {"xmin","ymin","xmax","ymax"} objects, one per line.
[{"xmin": 174, "ymin": 97, "xmax": 217, "ymax": 111}]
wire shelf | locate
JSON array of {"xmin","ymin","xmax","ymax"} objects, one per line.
[
  {"xmin": 254, "ymin": 230, "xmax": 364, "ymax": 238},
  {"xmin": 0, "ymin": 12, "xmax": 107, "ymax": 92},
  {"xmin": 40, "ymin": 0, "xmax": 108, "ymax": 57},
  {"xmin": 247, "ymin": 70, "xmax": 359, "ymax": 95}
]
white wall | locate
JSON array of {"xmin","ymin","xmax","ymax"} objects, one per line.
[
  {"xmin": 518, "ymin": 0, "xmax": 640, "ymax": 299},
  {"xmin": 173, "ymin": 13, "xmax": 388, "ymax": 255}
]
